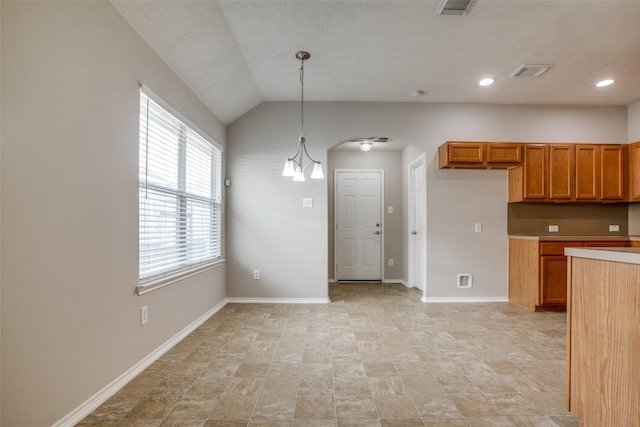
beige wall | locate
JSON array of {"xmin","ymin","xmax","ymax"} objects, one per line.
[
  {"xmin": 1, "ymin": 2, "xmax": 226, "ymax": 425},
  {"xmin": 227, "ymin": 101, "xmax": 627, "ymax": 302},
  {"xmin": 327, "ymin": 150, "xmax": 404, "ymax": 281},
  {"xmin": 628, "ymin": 101, "xmax": 640, "ymax": 235}
]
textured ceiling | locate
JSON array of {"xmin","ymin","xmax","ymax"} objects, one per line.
[{"xmin": 112, "ymin": 1, "xmax": 640, "ymax": 125}]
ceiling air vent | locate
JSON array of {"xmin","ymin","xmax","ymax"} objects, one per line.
[
  {"xmin": 346, "ymin": 137, "xmax": 390, "ymax": 144},
  {"xmin": 510, "ymin": 64, "xmax": 554, "ymax": 78},
  {"xmin": 435, "ymin": 0, "xmax": 477, "ymax": 16}
]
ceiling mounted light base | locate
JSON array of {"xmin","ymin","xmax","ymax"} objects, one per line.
[{"xmin": 295, "ymin": 51, "xmax": 310, "ymax": 61}]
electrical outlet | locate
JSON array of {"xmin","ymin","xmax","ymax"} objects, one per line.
[
  {"xmin": 388, "ymin": 259, "xmax": 394, "ymax": 267},
  {"xmin": 609, "ymin": 224, "xmax": 620, "ymax": 232},
  {"xmin": 549, "ymin": 225, "xmax": 559, "ymax": 233},
  {"xmin": 253, "ymin": 269, "xmax": 260, "ymax": 279},
  {"xmin": 140, "ymin": 306, "xmax": 148, "ymax": 325}
]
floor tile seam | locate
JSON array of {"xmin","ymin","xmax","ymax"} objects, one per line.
[
  {"xmin": 448, "ymin": 390, "xmax": 538, "ymax": 419},
  {"xmin": 519, "ymin": 391, "xmax": 570, "ymax": 417}
]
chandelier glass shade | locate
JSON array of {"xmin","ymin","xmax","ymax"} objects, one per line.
[{"xmin": 282, "ymin": 51, "xmax": 324, "ymax": 181}]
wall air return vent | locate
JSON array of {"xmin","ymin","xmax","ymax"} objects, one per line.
[
  {"xmin": 435, "ymin": 0, "xmax": 477, "ymax": 16},
  {"xmin": 510, "ymin": 64, "xmax": 554, "ymax": 78}
]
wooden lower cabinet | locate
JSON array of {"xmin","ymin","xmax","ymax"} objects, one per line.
[
  {"xmin": 540, "ymin": 256, "xmax": 568, "ymax": 307},
  {"xmin": 508, "ymin": 238, "xmax": 631, "ymax": 311}
]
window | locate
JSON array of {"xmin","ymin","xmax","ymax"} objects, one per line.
[{"xmin": 139, "ymin": 86, "xmax": 222, "ymax": 286}]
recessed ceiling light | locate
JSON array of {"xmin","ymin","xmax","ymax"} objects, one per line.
[
  {"xmin": 360, "ymin": 142, "xmax": 372, "ymax": 152},
  {"xmin": 596, "ymin": 79, "xmax": 615, "ymax": 87},
  {"xmin": 479, "ymin": 78, "xmax": 495, "ymax": 86}
]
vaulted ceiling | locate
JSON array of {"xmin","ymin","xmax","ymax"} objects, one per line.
[{"xmin": 112, "ymin": 1, "xmax": 640, "ymax": 125}]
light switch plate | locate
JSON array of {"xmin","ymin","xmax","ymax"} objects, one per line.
[
  {"xmin": 302, "ymin": 198, "xmax": 313, "ymax": 208},
  {"xmin": 474, "ymin": 223, "xmax": 482, "ymax": 233}
]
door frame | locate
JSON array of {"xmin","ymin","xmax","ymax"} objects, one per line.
[
  {"xmin": 333, "ymin": 168, "xmax": 385, "ymax": 282},
  {"xmin": 408, "ymin": 154, "xmax": 427, "ymax": 301}
]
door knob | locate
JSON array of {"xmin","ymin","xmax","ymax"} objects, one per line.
[
  {"xmin": 374, "ymin": 231, "xmax": 381, "ymax": 235},
  {"xmin": 411, "ymin": 231, "xmax": 417, "ymax": 235},
  {"xmin": 376, "ymin": 223, "xmax": 380, "ymax": 227}
]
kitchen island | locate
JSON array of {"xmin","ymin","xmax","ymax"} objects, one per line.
[{"xmin": 565, "ymin": 247, "xmax": 640, "ymax": 427}]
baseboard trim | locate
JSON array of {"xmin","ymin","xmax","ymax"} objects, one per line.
[
  {"xmin": 422, "ymin": 297, "xmax": 509, "ymax": 303},
  {"xmin": 384, "ymin": 279, "xmax": 409, "ymax": 287},
  {"xmin": 226, "ymin": 297, "xmax": 330, "ymax": 304},
  {"xmin": 52, "ymin": 298, "xmax": 229, "ymax": 427}
]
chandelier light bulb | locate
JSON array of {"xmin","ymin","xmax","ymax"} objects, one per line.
[
  {"xmin": 311, "ymin": 162, "xmax": 324, "ymax": 179},
  {"xmin": 282, "ymin": 159, "xmax": 295, "ymax": 176}
]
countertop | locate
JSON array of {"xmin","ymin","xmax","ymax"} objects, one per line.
[
  {"xmin": 565, "ymin": 247, "xmax": 640, "ymax": 265},
  {"xmin": 508, "ymin": 235, "xmax": 640, "ymax": 241}
]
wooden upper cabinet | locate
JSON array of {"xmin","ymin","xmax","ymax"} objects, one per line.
[
  {"xmin": 508, "ymin": 144, "xmax": 548, "ymax": 202},
  {"xmin": 438, "ymin": 142, "xmax": 484, "ymax": 168},
  {"xmin": 574, "ymin": 144, "xmax": 625, "ymax": 201},
  {"xmin": 522, "ymin": 144, "xmax": 548, "ymax": 200},
  {"xmin": 600, "ymin": 145, "xmax": 625, "ymax": 201},
  {"xmin": 549, "ymin": 145, "xmax": 574, "ymax": 200},
  {"xmin": 575, "ymin": 145, "xmax": 600, "ymax": 200},
  {"xmin": 486, "ymin": 143, "xmax": 522, "ymax": 165},
  {"xmin": 629, "ymin": 141, "xmax": 640, "ymax": 201},
  {"xmin": 438, "ymin": 141, "xmax": 522, "ymax": 169}
]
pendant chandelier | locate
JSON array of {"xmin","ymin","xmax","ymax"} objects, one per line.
[{"xmin": 282, "ymin": 51, "xmax": 324, "ymax": 181}]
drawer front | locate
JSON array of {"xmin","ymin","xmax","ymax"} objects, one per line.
[
  {"xmin": 540, "ymin": 241, "xmax": 583, "ymax": 256},
  {"xmin": 583, "ymin": 241, "xmax": 631, "ymax": 248}
]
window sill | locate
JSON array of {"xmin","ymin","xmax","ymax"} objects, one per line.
[{"xmin": 137, "ymin": 259, "xmax": 226, "ymax": 295}]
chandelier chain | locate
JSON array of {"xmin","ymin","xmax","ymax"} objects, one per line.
[{"xmin": 299, "ymin": 57, "xmax": 305, "ymax": 138}]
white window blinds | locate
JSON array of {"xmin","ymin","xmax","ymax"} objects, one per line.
[{"xmin": 139, "ymin": 88, "xmax": 222, "ymax": 282}]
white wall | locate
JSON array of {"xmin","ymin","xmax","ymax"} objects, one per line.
[
  {"xmin": 1, "ymin": 2, "xmax": 226, "ymax": 426},
  {"xmin": 227, "ymin": 101, "xmax": 627, "ymax": 300},
  {"xmin": 629, "ymin": 101, "xmax": 640, "ymax": 142},
  {"xmin": 628, "ymin": 101, "xmax": 640, "ymax": 235}
]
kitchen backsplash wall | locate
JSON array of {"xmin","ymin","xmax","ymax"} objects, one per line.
[{"xmin": 508, "ymin": 203, "xmax": 629, "ymax": 236}]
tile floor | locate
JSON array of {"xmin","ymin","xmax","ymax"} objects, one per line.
[{"xmin": 78, "ymin": 283, "xmax": 580, "ymax": 426}]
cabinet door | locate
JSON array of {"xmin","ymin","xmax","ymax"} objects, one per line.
[
  {"xmin": 540, "ymin": 256, "xmax": 568, "ymax": 306},
  {"xmin": 447, "ymin": 142, "xmax": 484, "ymax": 164},
  {"xmin": 549, "ymin": 144, "xmax": 574, "ymax": 200},
  {"xmin": 523, "ymin": 144, "xmax": 548, "ymax": 200},
  {"xmin": 629, "ymin": 142, "xmax": 640, "ymax": 201},
  {"xmin": 575, "ymin": 145, "xmax": 600, "ymax": 200},
  {"xmin": 486, "ymin": 143, "xmax": 522, "ymax": 165},
  {"xmin": 600, "ymin": 145, "xmax": 625, "ymax": 200}
]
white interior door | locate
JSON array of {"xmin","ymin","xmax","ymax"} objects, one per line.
[
  {"xmin": 335, "ymin": 171, "xmax": 383, "ymax": 281},
  {"xmin": 409, "ymin": 155, "xmax": 426, "ymax": 296}
]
